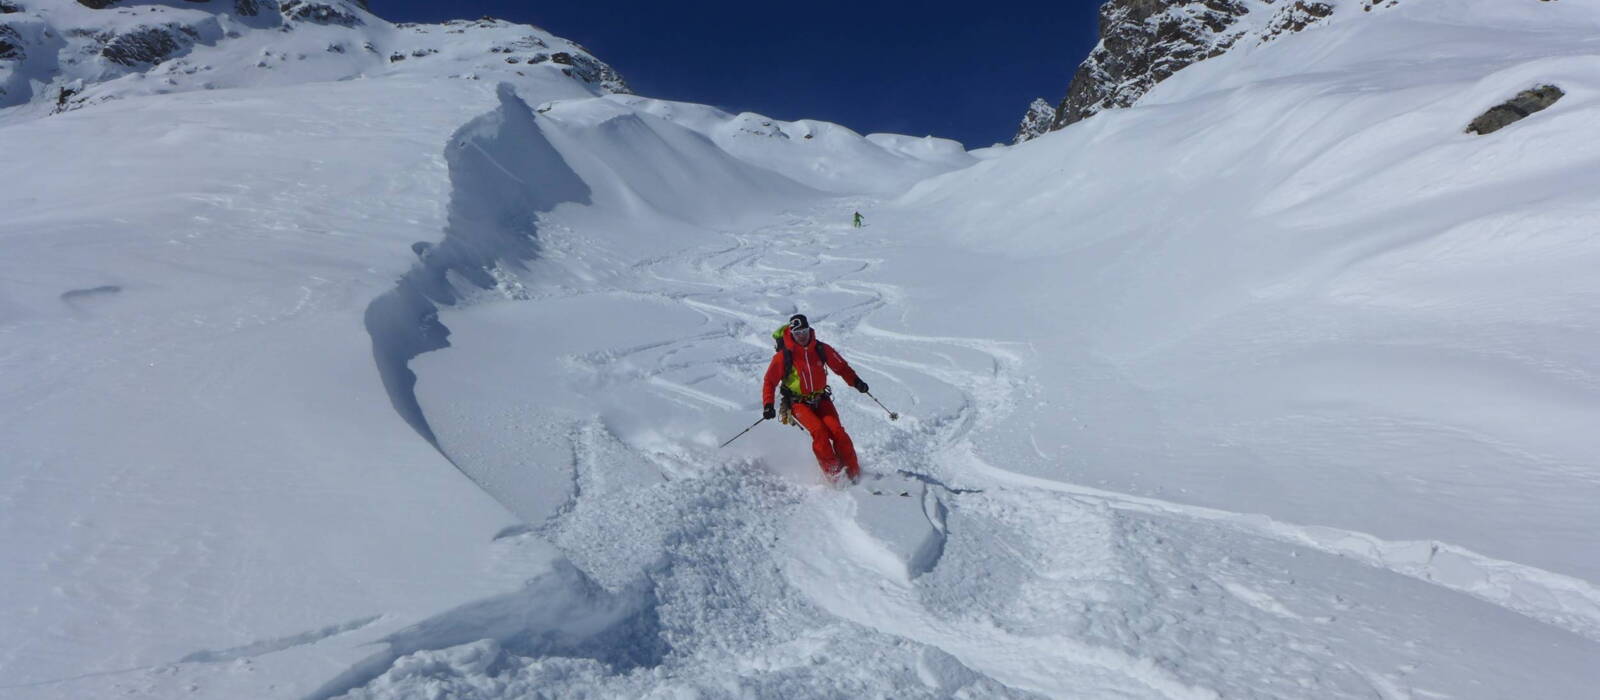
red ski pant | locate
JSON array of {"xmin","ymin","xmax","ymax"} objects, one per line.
[{"xmin": 791, "ymin": 399, "xmax": 859, "ymax": 480}]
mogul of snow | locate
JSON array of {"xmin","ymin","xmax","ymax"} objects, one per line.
[{"xmin": 762, "ymin": 314, "xmax": 871, "ymax": 484}]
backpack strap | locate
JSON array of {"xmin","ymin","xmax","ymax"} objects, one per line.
[
  {"xmin": 784, "ymin": 344, "xmax": 828, "ymax": 376},
  {"xmin": 779, "ymin": 347, "xmax": 794, "ymax": 397}
]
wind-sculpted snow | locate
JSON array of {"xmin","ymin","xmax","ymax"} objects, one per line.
[
  {"xmin": 902, "ymin": 0, "xmax": 1600, "ymax": 592},
  {"xmin": 383, "ymin": 86, "xmax": 983, "ymax": 526},
  {"xmin": 365, "ymin": 82, "xmax": 589, "ymax": 512},
  {"xmin": 570, "ymin": 94, "xmax": 976, "ymax": 195},
  {"xmin": 0, "ymin": 76, "xmax": 605, "ymax": 699},
  {"xmin": 539, "ymin": 97, "xmax": 819, "ymax": 226}
]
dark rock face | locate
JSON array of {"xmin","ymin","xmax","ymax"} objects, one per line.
[
  {"xmin": 1467, "ymin": 85, "xmax": 1564, "ymax": 135},
  {"xmin": 1020, "ymin": 0, "xmax": 1352, "ymax": 137},
  {"xmin": 234, "ymin": 0, "xmax": 259, "ymax": 16},
  {"xmin": 76, "ymin": 0, "xmax": 118, "ymax": 8},
  {"xmin": 1260, "ymin": 1, "xmax": 1334, "ymax": 41},
  {"xmin": 1054, "ymin": 0, "xmax": 1252, "ymax": 129},
  {"xmin": 1, "ymin": 2, "xmax": 25, "ymax": 14},
  {"xmin": 0, "ymin": 24, "xmax": 22, "ymax": 60},
  {"xmin": 1012, "ymin": 98, "xmax": 1055, "ymax": 145},
  {"xmin": 546, "ymin": 50, "xmax": 629, "ymax": 92},
  {"xmin": 280, "ymin": 1, "xmax": 362, "ymax": 26},
  {"xmin": 102, "ymin": 24, "xmax": 188, "ymax": 66}
]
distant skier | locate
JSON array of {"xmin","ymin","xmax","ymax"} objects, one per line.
[
  {"xmin": 852, "ymin": 211, "xmax": 864, "ymax": 228},
  {"xmin": 762, "ymin": 314, "xmax": 869, "ymax": 484}
]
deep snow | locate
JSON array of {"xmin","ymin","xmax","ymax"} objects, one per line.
[{"xmin": 3, "ymin": 0, "xmax": 1599, "ymax": 698}]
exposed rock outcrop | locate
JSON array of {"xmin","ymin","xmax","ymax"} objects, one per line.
[
  {"xmin": 0, "ymin": 24, "xmax": 21, "ymax": 60},
  {"xmin": 1259, "ymin": 1, "xmax": 1334, "ymax": 42},
  {"xmin": 1053, "ymin": 0, "xmax": 1254, "ymax": 129},
  {"xmin": 1012, "ymin": 97, "xmax": 1054, "ymax": 144},
  {"xmin": 1019, "ymin": 0, "xmax": 1349, "ymax": 138},
  {"xmin": 102, "ymin": 24, "xmax": 191, "ymax": 66},
  {"xmin": 1467, "ymin": 85, "xmax": 1564, "ymax": 135},
  {"xmin": 543, "ymin": 50, "xmax": 627, "ymax": 92},
  {"xmin": 279, "ymin": 1, "xmax": 363, "ymax": 27}
]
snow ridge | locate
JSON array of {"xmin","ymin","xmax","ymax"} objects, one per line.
[{"xmin": 364, "ymin": 82, "xmax": 588, "ymax": 499}]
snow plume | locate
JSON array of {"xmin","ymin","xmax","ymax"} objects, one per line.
[{"xmin": 364, "ymin": 83, "xmax": 587, "ymax": 487}]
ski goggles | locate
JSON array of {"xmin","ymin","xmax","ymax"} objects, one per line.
[{"xmin": 792, "ymin": 326, "xmax": 813, "ymax": 343}]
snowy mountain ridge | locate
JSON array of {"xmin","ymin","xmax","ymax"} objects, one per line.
[
  {"xmin": 0, "ymin": 0, "xmax": 628, "ymax": 120},
  {"xmin": 0, "ymin": 0, "xmax": 969, "ymax": 194}
]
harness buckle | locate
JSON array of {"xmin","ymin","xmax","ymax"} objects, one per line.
[{"xmin": 795, "ymin": 385, "xmax": 833, "ymax": 406}]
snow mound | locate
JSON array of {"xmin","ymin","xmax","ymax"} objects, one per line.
[
  {"xmin": 569, "ymin": 94, "xmax": 976, "ymax": 194},
  {"xmin": 536, "ymin": 95, "xmax": 819, "ymax": 226},
  {"xmin": 847, "ymin": 474, "xmax": 947, "ymax": 579}
]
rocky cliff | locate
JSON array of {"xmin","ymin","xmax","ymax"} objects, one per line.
[
  {"xmin": 1014, "ymin": 0, "xmax": 1340, "ymax": 143},
  {"xmin": 1011, "ymin": 97, "xmax": 1055, "ymax": 145}
]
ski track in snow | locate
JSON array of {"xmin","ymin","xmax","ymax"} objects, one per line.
[{"xmin": 348, "ymin": 196, "xmax": 1600, "ymax": 698}]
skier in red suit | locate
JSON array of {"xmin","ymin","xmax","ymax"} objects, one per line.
[{"xmin": 762, "ymin": 314, "xmax": 870, "ymax": 483}]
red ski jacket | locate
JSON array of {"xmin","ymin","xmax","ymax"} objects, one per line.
[{"xmin": 762, "ymin": 327, "xmax": 861, "ymax": 405}]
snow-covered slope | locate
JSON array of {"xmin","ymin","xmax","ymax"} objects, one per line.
[
  {"xmin": 5, "ymin": 0, "xmax": 1600, "ymax": 698},
  {"xmin": 902, "ymin": 0, "xmax": 1600, "ymax": 593},
  {"xmin": 546, "ymin": 94, "xmax": 975, "ymax": 194}
]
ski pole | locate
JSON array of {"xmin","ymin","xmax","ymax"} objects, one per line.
[
  {"xmin": 865, "ymin": 392, "xmax": 899, "ymax": 421},
  {"xmin": 719, "ymin": 417, "xmax": 767, "ymax": 448}
]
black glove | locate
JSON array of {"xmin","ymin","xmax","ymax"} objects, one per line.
[
  {"xmin": 763, "ymin": 404, "xmax": 777, "ymax": 420},
  {"xmin": 854, "ymin": 380, "xmax": 869, "ymax": 394}
]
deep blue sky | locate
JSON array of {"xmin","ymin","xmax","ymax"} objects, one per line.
[{"xmin": 379, "ymin": 1, "xmax": 1105, "ymax": 148}]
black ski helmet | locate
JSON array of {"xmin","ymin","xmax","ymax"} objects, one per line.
[{"xmin": 788, "ymin": 314, "xmax": 809, "ymax": 331}]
